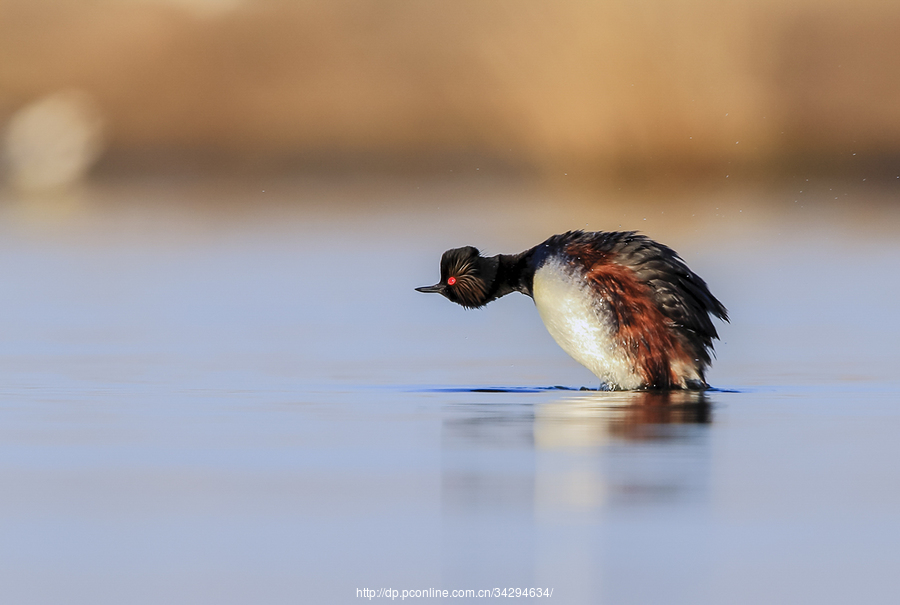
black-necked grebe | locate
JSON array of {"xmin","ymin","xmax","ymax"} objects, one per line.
[{"xmin": 416, "ymin": 230, "xmax": 728, "ymax": 390}]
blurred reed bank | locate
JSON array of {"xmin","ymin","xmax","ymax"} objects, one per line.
[{"xmin": 1, "ymin": 0, "xmax": 899, "ymax": 186}]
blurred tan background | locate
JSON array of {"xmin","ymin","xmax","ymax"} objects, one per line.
[{"xmin": 1, "ymin": 0, "xmax": 899, "ymax": 186}]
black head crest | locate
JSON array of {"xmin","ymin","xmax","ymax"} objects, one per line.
[
  {"xmin": 439, "ymin": 246, "xmax": 493, "ymax": 308},
  {"xmin": 440, "ymin": 246, "xmax": 479, "ymax": 279}
]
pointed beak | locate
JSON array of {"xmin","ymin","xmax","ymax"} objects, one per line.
[{"xmin": 415, "ymin": 283, "xmax": 444, "ymax": 294}]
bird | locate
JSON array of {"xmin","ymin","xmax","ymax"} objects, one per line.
[{"xmin": 416, "ymin": 230, "xmax": 728, "ymax": 390}]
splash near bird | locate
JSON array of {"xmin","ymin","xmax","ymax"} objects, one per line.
[{"xmin": 416, "ymin": 231, "xmax": 728, "ymax": 390}]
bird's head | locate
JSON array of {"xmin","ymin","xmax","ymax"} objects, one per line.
[{"xmin": 415, "ymin": 246, "xmax": 497, "ymax": 309}]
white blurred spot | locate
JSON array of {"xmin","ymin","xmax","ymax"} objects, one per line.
[{"xmin": 3, "ymin": 90, "xmax": 105, "ymax": 191}]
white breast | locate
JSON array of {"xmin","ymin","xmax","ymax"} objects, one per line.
[{"xmin": 532, "ymin": 259, "xmax": 643, "ymax": 390}]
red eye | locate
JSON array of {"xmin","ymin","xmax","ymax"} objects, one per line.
[{"xmin": 447, "ymin": 276, "xmax": 457, "ymax": 285}]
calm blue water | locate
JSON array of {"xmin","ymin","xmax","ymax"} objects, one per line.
[{"xmin": 1, "ymin": 179, "xmax": 899, "ymax": 604}]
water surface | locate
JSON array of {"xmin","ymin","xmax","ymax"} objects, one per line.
[{"xmin": 1, "ymin": 178, "xmax": 899, "ymax": 604}]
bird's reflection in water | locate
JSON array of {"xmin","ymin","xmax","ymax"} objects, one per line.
[
  {"xmin": 534, "ymin": 390, "xmax": 713, "ymax": 516},
  {"xmin": 440, "ymin": 390, "xmax": 712, "ymax": 515},
  {"xmin": 535, "ymin": 390, "xmax": 711, "ymax": 449},
  {"xmin": 439, "ymin": 390, "xmax": 714, "ymax": 589}
]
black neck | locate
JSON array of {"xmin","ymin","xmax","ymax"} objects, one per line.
[{"xmin": 483, "ymin": 249, "xmax": 536, "ymax": 304}]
